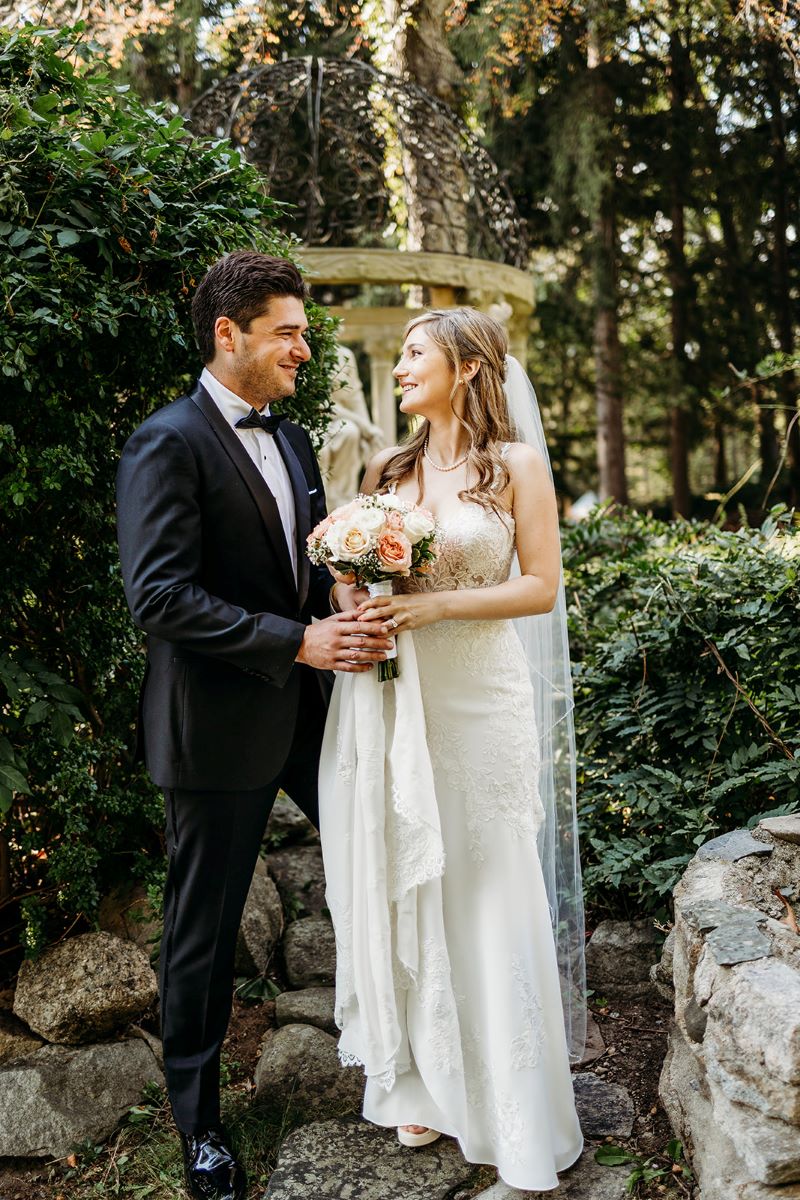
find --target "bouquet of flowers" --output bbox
[306,493,439,681]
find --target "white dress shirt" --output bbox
[200,367,297,582]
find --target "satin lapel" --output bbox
[275,429,311,611]
[190,385,297,598]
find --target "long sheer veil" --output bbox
[504,354,587,1063]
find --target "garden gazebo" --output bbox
[187,57,533,443]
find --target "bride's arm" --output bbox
[357,443,561,630]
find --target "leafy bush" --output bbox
[0,25,337,957]
[565,506,800,920]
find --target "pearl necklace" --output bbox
[423,438,470,472]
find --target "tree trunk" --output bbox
[384,0,464,108]
[714,416,727,493]
[667,17,693,517]
[588,14,628,505]
[383,0,470,261]
[686,57,779,488]
[762,41,800,503]
[175,0,203,110]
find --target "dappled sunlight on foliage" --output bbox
[565,505,800,919]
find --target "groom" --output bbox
[116,251,389,1200]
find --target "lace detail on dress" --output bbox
[386,781,446,902]
[424,701,541,862]
[400,500,516,596]
[397,500,545,861]
[510,955,545,1069]
[336,722,354,783]
[461,1019,526,1166]
[415,937,462,1075]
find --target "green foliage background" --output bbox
[565,507,800,919]
[0,25,337,955]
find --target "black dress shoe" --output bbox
[179,1128,247,1200]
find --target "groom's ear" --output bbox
[213,315,237,356]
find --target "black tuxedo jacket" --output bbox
[116,381,333,791]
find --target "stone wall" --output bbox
[658,816,800,1200]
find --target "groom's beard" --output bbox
[235,348,298,410]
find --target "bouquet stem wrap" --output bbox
[368,580,399,682]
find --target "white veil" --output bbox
[504,354,587,1063]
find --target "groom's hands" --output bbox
[296,612,394,672]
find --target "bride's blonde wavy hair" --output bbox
[376,307,514,514]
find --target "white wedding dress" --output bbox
[318,495,584,1192]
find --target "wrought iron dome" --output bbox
[186,57,528,269]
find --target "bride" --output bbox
[319,308,586,1194]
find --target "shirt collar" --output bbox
[200,367,271,428]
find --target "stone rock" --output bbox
[501,1150,631,1199]
[266,793,318,847]
[235,866,284,977]
[571,1072,635,1139]
[661,832,800,1200]
[650,927,675,1003]
[705,913,772,966]
[266,1119,631,1200]
[585,920,659,999]
[757,814,800,845]
[713,1087,800,1185]
[254,1024,363,1117]
[703,958,800,1125]
[682,899,753,932]
[266,845,327,918]
[695,829,773,862]
[98,883,160,953]
[265,1116,483,1200]
[683,997,708,1044]
[741,1185,800,1200]
[283,916,336,988]
[0,1010,44,1064]
[659,1023,745,1200]
[14,931,158,1044]
[578,1012,605,1065]
[0,1038,164,1157]
[275,987,337,1036]
[0,986,14,1011]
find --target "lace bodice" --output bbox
[399,500,516,594]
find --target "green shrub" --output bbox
[565,506,800,920]
[0,25,337,956]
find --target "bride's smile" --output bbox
[394,327,468,419]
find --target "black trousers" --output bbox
[158,676,325,1134]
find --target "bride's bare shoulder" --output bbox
[361,444,404,492]
[502,440,548,476]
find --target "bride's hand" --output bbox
[331,580,369,614]
[356,591,443,632]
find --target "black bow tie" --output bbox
[235,408,287,435]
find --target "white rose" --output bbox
[403,508,436,544]
[357,505,387,536]
[325,519,373,562]
[380,494,405,510]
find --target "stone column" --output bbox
[429,285,457,308]
[364,338,399,446]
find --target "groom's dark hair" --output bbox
[192,251,308,363]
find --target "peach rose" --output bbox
[377,530,412,574]
[308,514,334,543]
[386,509,405,531]
[326,519,373,561]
